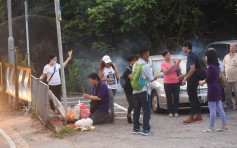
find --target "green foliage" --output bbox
[56,126,77,139]
[66,58,99,94]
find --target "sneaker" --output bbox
[127,116,133,124]
[142,130,155,136]
[133,129,143,135]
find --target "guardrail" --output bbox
[0,62,3,92]
[17,66,31,102]
[5,64,15,97]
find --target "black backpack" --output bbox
[195,54,207,81]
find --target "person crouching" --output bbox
[83,73,111,125]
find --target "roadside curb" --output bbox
[0,128,16,148]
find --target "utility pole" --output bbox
[7,0,16,107]
[25,0,31,110]
[25,0,30,67]
[54,0,68,117]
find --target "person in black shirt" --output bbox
[123,55,138,124]
[179,40,203,124]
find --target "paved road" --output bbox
[0,129,12,148]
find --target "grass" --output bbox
[56,126,77,139]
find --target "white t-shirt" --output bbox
[103,66,117,89]
[43,63,61,86]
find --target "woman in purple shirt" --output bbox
[199,49,227,133]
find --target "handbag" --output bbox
[46,66,56,85]
[219,72,228,88]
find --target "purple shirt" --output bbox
[206,65,222,102]
[92,80,110,112]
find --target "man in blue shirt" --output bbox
[83,73,111,125]
[179,41,203,124]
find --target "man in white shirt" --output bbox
[132,49,157,136]
[223,43,237,110]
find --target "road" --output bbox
[1,93,237,148]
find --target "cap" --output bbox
[102,55,112,63]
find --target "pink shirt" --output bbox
[160,61,179,84]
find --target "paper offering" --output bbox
[154,72,160,77]
[68,50,73,57]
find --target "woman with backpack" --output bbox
[160,50,181,118]
[37,54,71,111]
[199,49,227,133]
[99,55,120,123]
[122,55,138,124]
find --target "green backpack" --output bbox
[131,62,147,90]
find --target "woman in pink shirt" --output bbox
[160,50,181,118]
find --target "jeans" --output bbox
[49,85,61,111]
[208,100,226,127]
[133,91,151,131]
[164,83,180,114]
[187,81,201,116]
[226,81,237,107]
[125,93,134,114]
[109,89,116,113]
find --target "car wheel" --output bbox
[151,91,160,113]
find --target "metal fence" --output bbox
[31,76,49,125]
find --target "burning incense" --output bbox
[82,85,85,94]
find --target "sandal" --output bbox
[216,128,228,132]
[203,128,215,133]
[174,113,179,117]
[168,114,173,118]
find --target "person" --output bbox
[83,73,111,125]
[132,48,157,136]
[99,55,120,123]
[208,48,226,117]
[179,40,202,124]
[223,43,237,110]
[37,55,71,111]
[123,55,138,124]
[160,50,181,118]
[199,49,227,133]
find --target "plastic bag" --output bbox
[80,104,90,119]
[72,104,81,120]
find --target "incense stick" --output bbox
[82,85,85,94]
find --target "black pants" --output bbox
[133,91,151,131]
[125,93,134,114]
[49,85,61,111]
[187,81,201,116]
[90,110,111,125]
[164,83,180,114]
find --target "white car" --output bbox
[149,55,208,113]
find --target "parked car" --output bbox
[149,55,208,113]
[205,40,237,60]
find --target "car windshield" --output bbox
[152,59,187,78]
[207,44,230,60]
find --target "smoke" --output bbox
[173,40,206,58]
